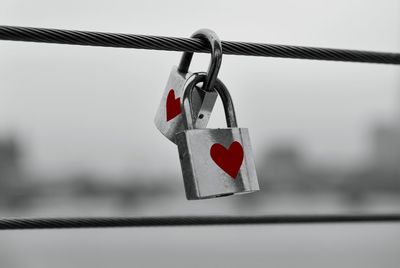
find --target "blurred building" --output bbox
[260,144,305,192]
[0,135,33,209]
[371,121,400,171]
[0,135,23,188]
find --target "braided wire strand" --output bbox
[1,26,400,230]
[1,25,400,64]
[1,215,400,230]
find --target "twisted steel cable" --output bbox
[1,26,400,230]
[1,25,400,64]
[1,214,400,230]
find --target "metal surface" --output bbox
[155,29,224,143]
[178,29,222,93]
[182,74,237,130]
[1,26,399,64]
[154,69,217,143]
[176,74,259,200]
[1,214,400,230]
[177,128,259,199]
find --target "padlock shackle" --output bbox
[178,29,222,93]
[182,74,237,130]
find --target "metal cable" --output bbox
[1,26,400,230]
[1,25,400,64]
[1,214,400,230]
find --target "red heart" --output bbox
[210,141,244,179]
[166,89,181,121]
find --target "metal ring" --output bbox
[178,29,222,93]
[182,74,237,130]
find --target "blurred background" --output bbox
[0,0,400,267]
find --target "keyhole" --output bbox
[198,114,204,119]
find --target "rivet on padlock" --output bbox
[154,29,221,143]
[176,74,260,200]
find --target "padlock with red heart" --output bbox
[176,73,259,200]
[154,29,221,144]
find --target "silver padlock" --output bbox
[176,73,260,200]
[154,29,221,143]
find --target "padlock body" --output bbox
[154,67,218,144]
[176,128,259,200]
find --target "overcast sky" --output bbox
[0,0,399,178]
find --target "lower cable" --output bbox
[0,214,399,230]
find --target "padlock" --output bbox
[176,73,260,200]
[154,29,221,143]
